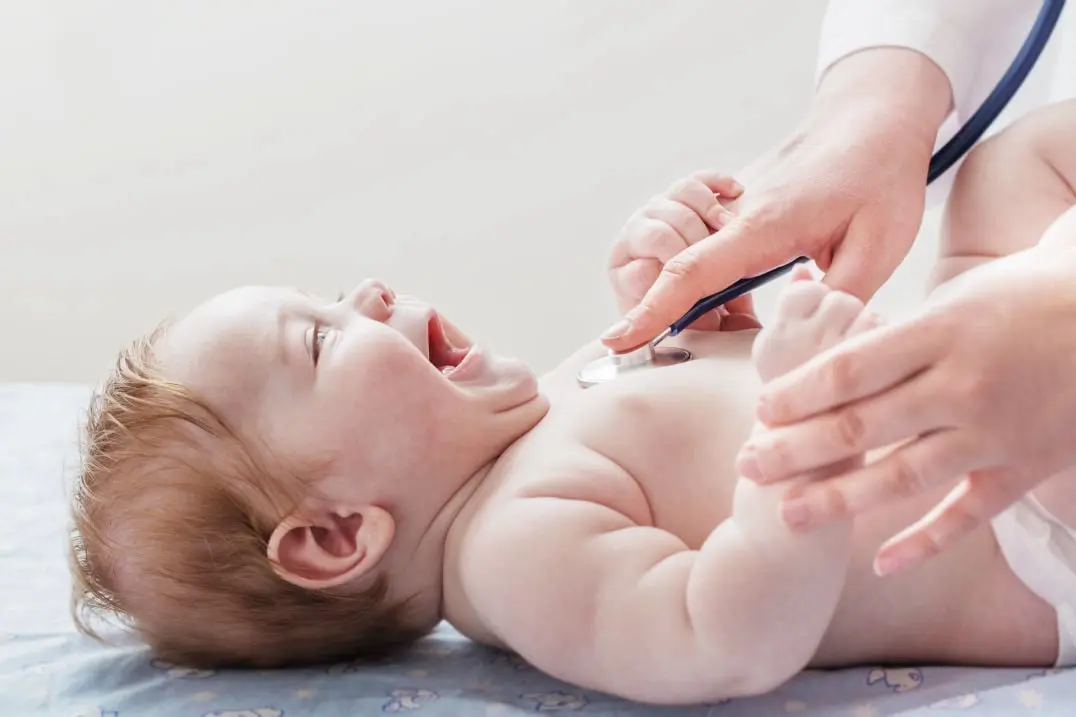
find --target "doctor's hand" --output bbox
[736,237,1076,576]
[608,170,762,333]
[601,48,952,351]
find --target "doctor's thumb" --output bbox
[819,234,893,305]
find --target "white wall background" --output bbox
[0,1,1072,383]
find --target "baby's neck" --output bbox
[392,459,501,621]
[413,396,552,573]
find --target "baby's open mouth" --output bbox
[427,315,471,374]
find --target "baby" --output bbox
[70,99,1076,705]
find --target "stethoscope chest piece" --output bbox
[576,339,692,388]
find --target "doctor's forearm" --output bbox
[810,47,953,150]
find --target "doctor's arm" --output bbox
[601,0,1043,353]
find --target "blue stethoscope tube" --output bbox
[666,0,1066,338]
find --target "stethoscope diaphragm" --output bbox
[576,328,692,388]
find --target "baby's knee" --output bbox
[1005,99,1076,183]
[940,100,1076,273]
[955,99,1076,199]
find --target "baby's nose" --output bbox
[347,279,395,318]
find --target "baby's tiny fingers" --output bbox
[691,169,745,198]
[666,176,735,232]
[610,259,662,309]
[624,217,686,264]
[643,197,710,246]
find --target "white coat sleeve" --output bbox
[816,0,1043,124]
[815,0,1048,203]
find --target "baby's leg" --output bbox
[731,271,881,673]
[934,98,1076,290]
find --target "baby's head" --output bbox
[69,280,546,668]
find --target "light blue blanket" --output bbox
[2,383,1072,716]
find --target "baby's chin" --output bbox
[443,350,542,425]
[472,352,541,409]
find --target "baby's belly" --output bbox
[813,482,1059,668]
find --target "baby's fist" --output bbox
[608,171,743,320]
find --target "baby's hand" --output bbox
[608,171,747,332]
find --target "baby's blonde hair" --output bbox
[69,324,422,668]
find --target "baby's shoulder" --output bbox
[443,428,648,647]
[492,413,650,520]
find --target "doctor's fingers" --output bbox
[873,465,1039,575]
[776,429,990,532]
[756,315,948,426]
[610,260,727,331]
[738,370,954,484]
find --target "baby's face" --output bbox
[155,280,540,510]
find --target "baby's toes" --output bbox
[774,280,830,325]
[752,280,833,381]
[846,308,885,338]
[812,290,866,350]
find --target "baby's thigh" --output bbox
[935,99,1076,287]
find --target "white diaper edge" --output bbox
[990,496,1076,668]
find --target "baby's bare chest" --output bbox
[504,354,762,548]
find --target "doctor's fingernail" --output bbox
[873,555,912,577]
[730,180,744,194]
[781,500,813,529]
[714,209,735,228]
[601,318,631,341]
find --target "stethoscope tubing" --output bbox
[662,0,1066,342]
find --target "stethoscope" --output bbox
[578,0,1067,389]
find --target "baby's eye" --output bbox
[312,326,328,364]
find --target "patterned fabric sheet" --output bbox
[2,383,1073,716]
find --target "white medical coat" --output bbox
[816,0,1075,205]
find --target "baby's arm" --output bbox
[464,453,858,706]
[463,279,875,705]
[463,493,830,704]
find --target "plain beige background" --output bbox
[1,1,1072,383]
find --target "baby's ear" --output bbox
[267,505,395,589]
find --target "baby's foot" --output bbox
[752,268,882,383]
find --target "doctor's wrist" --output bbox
[809,47,952,151]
